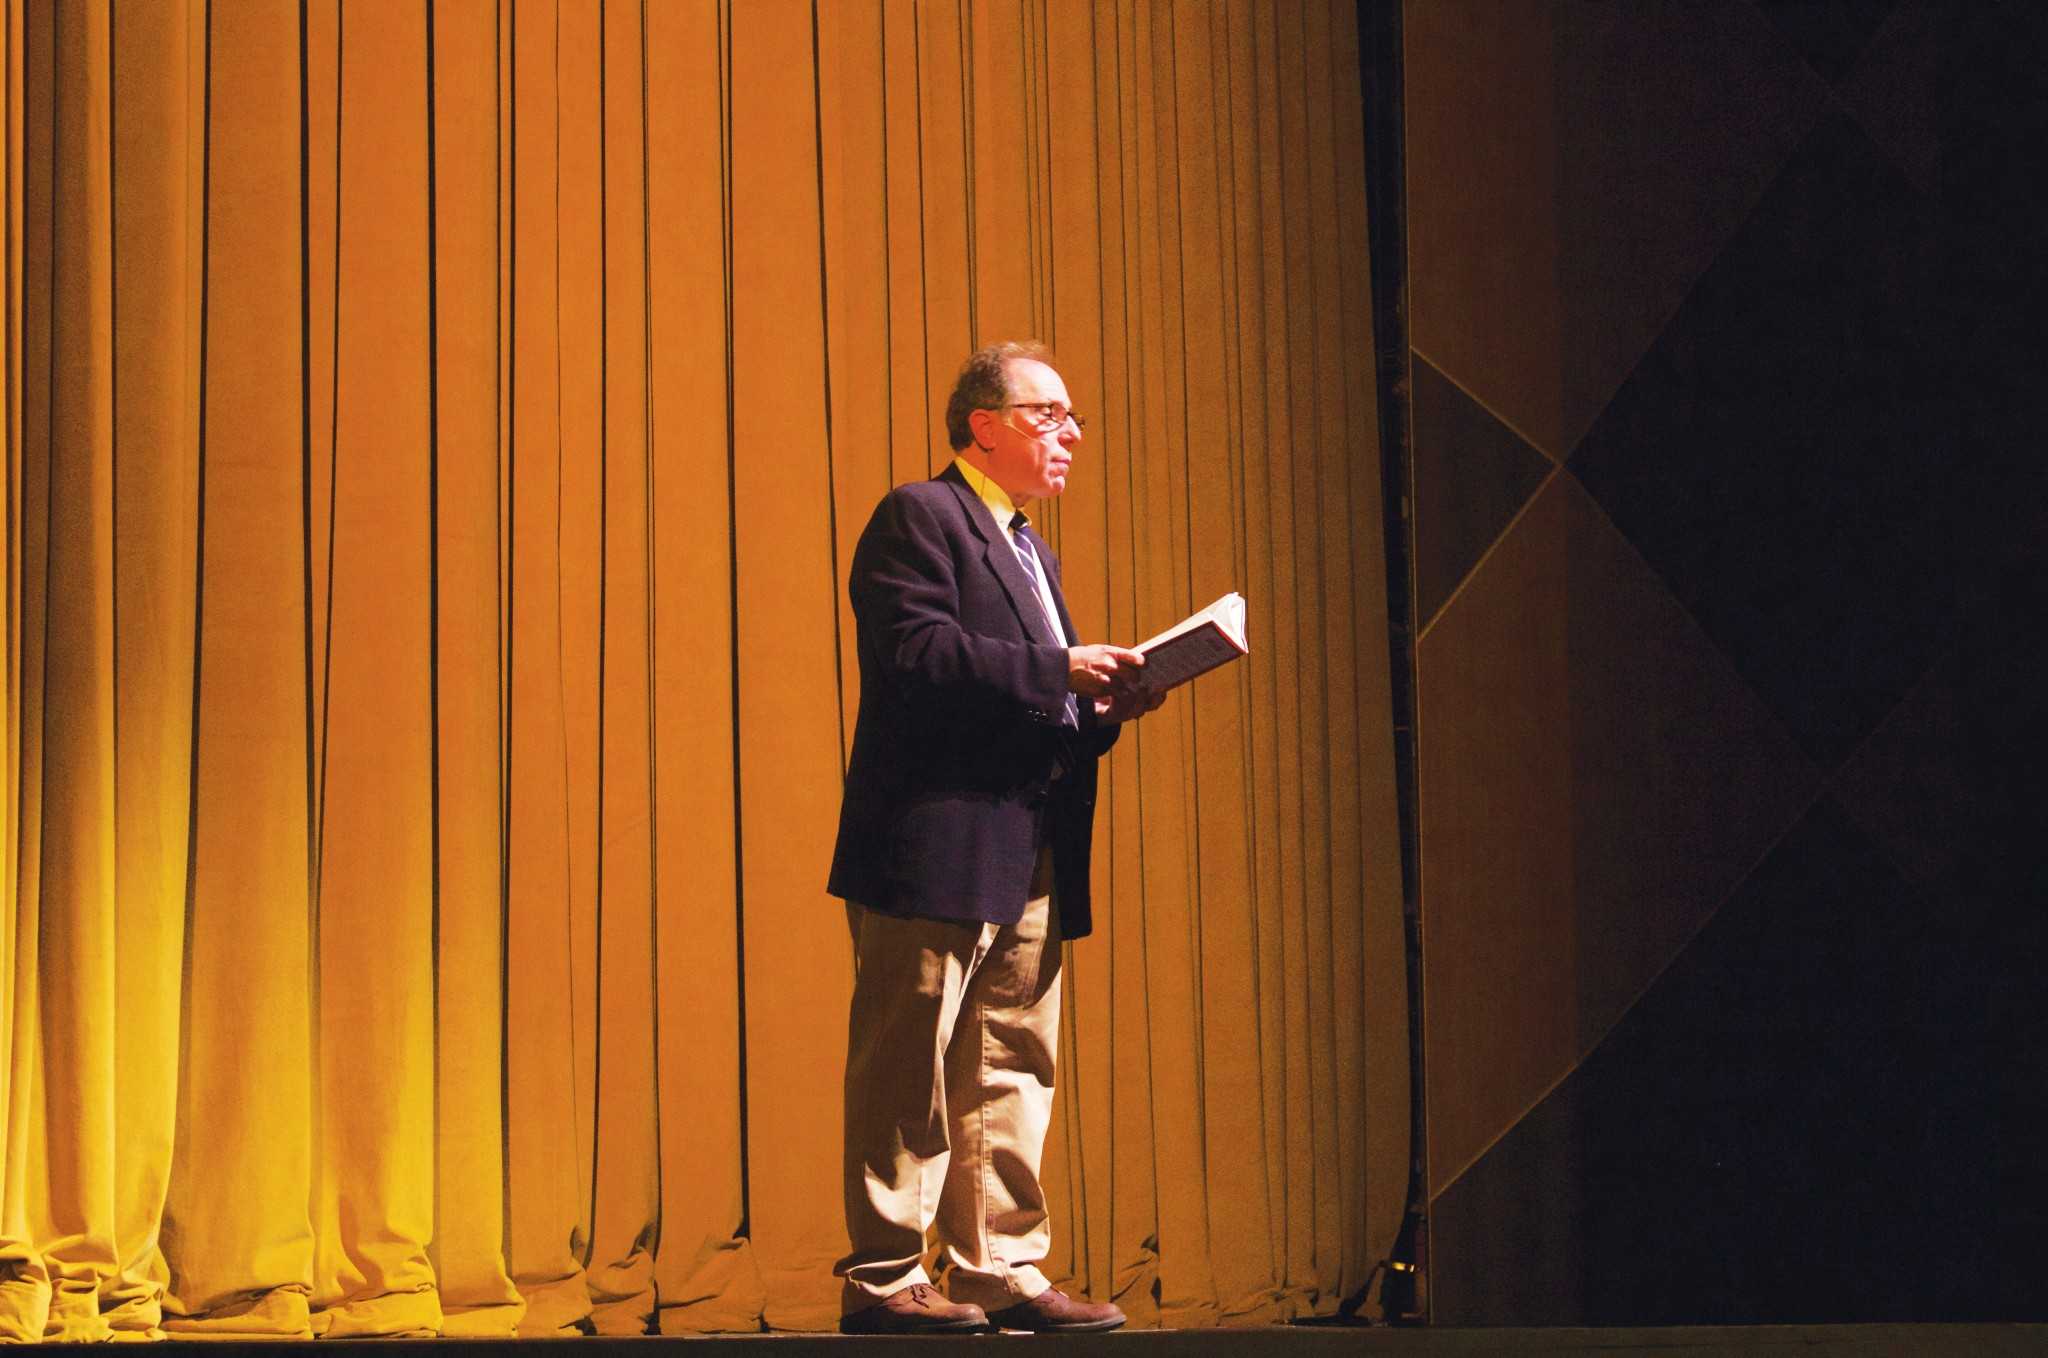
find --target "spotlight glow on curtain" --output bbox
[2,0,1404,1339]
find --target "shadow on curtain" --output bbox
[1,0,1403,1340]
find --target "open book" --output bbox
[1133,592,1248,693]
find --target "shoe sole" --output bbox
[992,1320,1128,1334]
[838,1319,994,1336]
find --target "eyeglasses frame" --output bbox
[997,401,1087,434]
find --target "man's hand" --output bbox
[1095,686,1169,723]
[1067,644,1146,697]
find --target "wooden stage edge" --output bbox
[156,1324,2048,1357]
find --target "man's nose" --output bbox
[1058,420,1082,446]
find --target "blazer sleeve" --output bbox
[1030,523,1121,759]
[851,487,1072,720]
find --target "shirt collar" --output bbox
[952,455,1027,536]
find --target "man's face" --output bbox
[978,358,1082,503]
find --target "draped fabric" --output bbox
[1,0,1403,1340]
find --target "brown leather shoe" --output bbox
[839,1283,991,1335]
[985,1287,1127,1333]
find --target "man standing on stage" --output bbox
[828,342,1162,1335]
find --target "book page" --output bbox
[1140,625,1245,691]
[1135,592,1248,692]
[1137,591,1247,652]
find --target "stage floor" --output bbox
[161,1324,2048,1357]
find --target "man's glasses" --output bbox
[1000,402,1087,434]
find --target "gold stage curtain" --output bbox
[1,0,1404,1339]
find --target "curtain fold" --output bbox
[2,0,1402,1339]
[425,0,526,1336]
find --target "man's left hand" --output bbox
[1095,686,1169,723]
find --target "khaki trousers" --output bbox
[837,850,1062,1313]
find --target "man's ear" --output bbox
[966,406,1000,450]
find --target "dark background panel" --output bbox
[1750,0,1901,83]
[1417,477,1817,1201]
[1405,0,1824,459]
[1409,0,2048,1324]
[1434,798,2045,1323]
[1568,109,1950,771]
[1409,353,1553,628]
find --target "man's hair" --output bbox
[944,340,1053,451]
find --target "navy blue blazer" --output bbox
[827,464,1118,939]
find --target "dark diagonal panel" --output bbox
[1944,7,2048,611]
[1570,111,1948,771]
[1835,547,2048,900]
[1411,352,1553,629]
[1751,0,1900,84]
[1950,266,2048,619]
[1836,0,1939,198]
[1941,6,2048,293]
[1419,477,1819,1197]
[1433,796,2048,1324]
[1407,0,1825,459]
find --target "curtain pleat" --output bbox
[0,0,48,1341]
[307,0,441,1337]
[500,0,587,1334]
[426,0,525,1338]
[583,3,661,1338]
[160,0,314,1337]
[2,0,1403,1339]
[27,0,116,1341]
[640,0,760,1337]
[728,0,849,1330]
[106,0,196,1340]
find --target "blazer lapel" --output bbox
[937,466,1058,646]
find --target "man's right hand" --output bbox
[1067,644,1146,697]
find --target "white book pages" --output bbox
[1135,592,1248,691]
